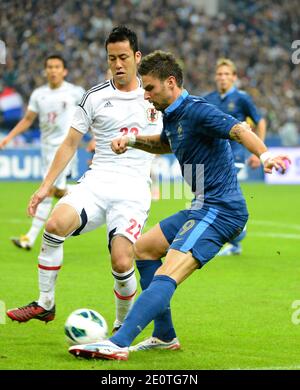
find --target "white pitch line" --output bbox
[251,220,300,231]
[248,232,300,240]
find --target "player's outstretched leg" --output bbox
[131,259,180,351]
[69,275,177,361]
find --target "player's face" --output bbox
[215,65,237,93]
[107,41,141,90]
[45,59,67,88]
[142,74,172,111]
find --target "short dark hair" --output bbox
[139,50,183,87]
[44,54,67,68]
[105,25,139,53]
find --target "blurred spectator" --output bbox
[0,0,299,134]
[279,119,299,146]
[0,82,24,129]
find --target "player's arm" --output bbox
[111,133,171,155]
[28,127,83,216]
[229,122,290,174]
[247,118,267,168]
[0,110,37,149]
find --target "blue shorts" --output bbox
[159,206,248,266]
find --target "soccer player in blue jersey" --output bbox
[204,58,266,255]
[69,50,290,361]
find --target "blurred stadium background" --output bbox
[1,0,300,371]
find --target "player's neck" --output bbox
[218,85,234,95]
[113,77,139,92]
[48,80,64,89]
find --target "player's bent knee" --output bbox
[111,257,133,274]
[45,217,68,237]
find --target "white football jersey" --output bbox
[72,79,163,179]
[28,81,85,146]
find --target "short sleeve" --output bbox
[75,87,85,104]
[27,90,39,113]
[190,100,239,139]
[71,94,93,134]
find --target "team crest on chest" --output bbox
[146,107,158,123]
[177,123,184,139]
[228,101,235,111]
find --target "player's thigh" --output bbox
[55,179,106,237]
[159,209,190,245]
[134,209,190,260]
[134,223,170,260]
[170,207,247,266]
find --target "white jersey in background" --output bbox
[28,81,85,146]
[72,79,162,180]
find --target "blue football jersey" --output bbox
[161,90,248,215]
[204,87,262,164]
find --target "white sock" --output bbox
[37,231,65,310]
[112,267,137,326]
[26,197,53,246]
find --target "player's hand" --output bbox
[111,136,128,154]
[27,186,50,217]
[248,154,261,169]
[264,155,291,174]
[0,136,10,149]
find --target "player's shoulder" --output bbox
[235,89,252,100]
[186,95,213,108]
[79,80,112,107]
[31,83,49,95]
[203,90,217,99]
[63,81,85,93]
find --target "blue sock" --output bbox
[230,228,246,247]
[110,275,177,347]
[136,260,177,341]
[136,260,162,290]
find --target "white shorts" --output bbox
[41,144,76,190]
[55,169,151,246]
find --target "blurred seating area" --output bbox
[0,0,299,139]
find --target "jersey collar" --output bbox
[165,89,189,114]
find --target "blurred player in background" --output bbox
[6,26,162,333]
[68,50,289,360]
[204,58,266,256]
[0,55,84,250]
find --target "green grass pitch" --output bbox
[0,181,300,370]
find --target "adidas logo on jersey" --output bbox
[104,101,113,107]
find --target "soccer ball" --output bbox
[64,308,108,345]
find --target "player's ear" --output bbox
[167,76,176,88]
[63,68,68,77]
[135,51,142,65]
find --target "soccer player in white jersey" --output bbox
[0,55,84,250]
[6,26,162,332]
